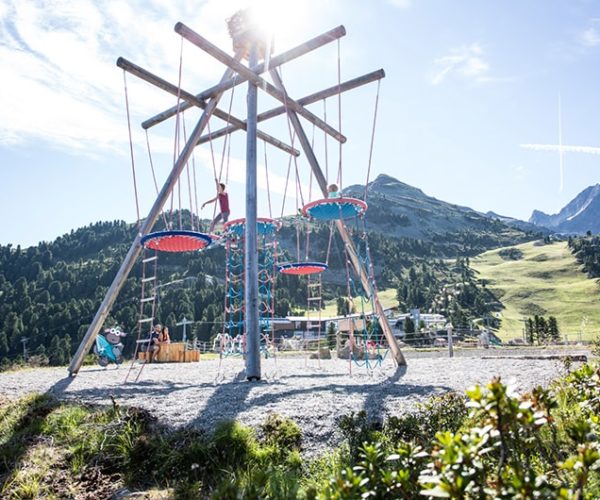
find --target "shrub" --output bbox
[384,392,468,447]
[210,420,258,470]
[337,410,383,462]
[259,413,302,455]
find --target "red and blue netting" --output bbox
[224,217,281,236]
[302,197,367,220]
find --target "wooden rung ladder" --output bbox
[125,248,158,383]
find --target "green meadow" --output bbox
[471,240,600,341]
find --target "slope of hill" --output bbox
[344,174,540,248]
[529,184,600,234]
[471,240,600,340]
[486,211,549,233]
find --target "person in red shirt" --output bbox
[202,179,230,232]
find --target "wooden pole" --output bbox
[269,69,407,367]
[175,23,346,143]
[143,25,346,130]
[197,69,385,146]
[117,57,299,157]
[245,43,261,381]
[67,50,245,376]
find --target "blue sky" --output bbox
[1,0,600,247]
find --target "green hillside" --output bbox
[471,240,600,341]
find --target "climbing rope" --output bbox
[364,79,381,203]
[122,70,141,225]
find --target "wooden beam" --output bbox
[197,69,385,146]
[269,69,407,367]
[68,50,246,377]
[143,25,346,130]
[118,57,299,157]
[176,22,346,143]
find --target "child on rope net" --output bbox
[202,179,230,233]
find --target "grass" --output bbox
[1,363,599,498]
[471,240,600,341]
[305,287,398,318]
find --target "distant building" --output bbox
[393,312,447,332]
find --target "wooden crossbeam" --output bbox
[196,69,385,146]
[118,57,299,157]
[142,25,346,130]
[176,22,346,143]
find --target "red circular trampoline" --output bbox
[140,230,212,252]
[278,262,328,275]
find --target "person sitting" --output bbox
[148,323,162,362]
[327,183,341,198]
[159,325,171,344]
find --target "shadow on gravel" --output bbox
[189,364,450,428]
[47,375,76,396]
[48,379,219,404]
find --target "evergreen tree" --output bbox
[525,318,535,344]
[548,316,560,342]
[48,335,65,366]
[62,335,72,359]
[0,331,9,356]
[326,322,337,350]
[538,316,548,343]
[403,316,416,345]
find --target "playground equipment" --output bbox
[68,9,406,379]
[94,327,128,367]
[219,217,279,355]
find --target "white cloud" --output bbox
[0,0,308,156]
[431,43,491,85]
[0,0,337,162]
[579,27,600,47]
[520,144,600,155]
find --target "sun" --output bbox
[244,0,308,48]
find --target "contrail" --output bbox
[520,144,600,155]
[558,94,563,191]
[520,95,600,193]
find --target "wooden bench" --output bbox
[137,342,200,363]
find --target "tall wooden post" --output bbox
[245,42,261,381]
[270,69,406,367]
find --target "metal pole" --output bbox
[21,337,28,362]
[447,323,454,358]
[67,51,245,376]
[245,42,261,381]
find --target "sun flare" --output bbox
[244,0,308,47]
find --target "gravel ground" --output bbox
[0,350,589,454]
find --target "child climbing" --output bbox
[202,179,230,232]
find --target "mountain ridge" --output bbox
[529,184,600,234]
[342,174,541,242]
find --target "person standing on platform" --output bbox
[203,179,230,233]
